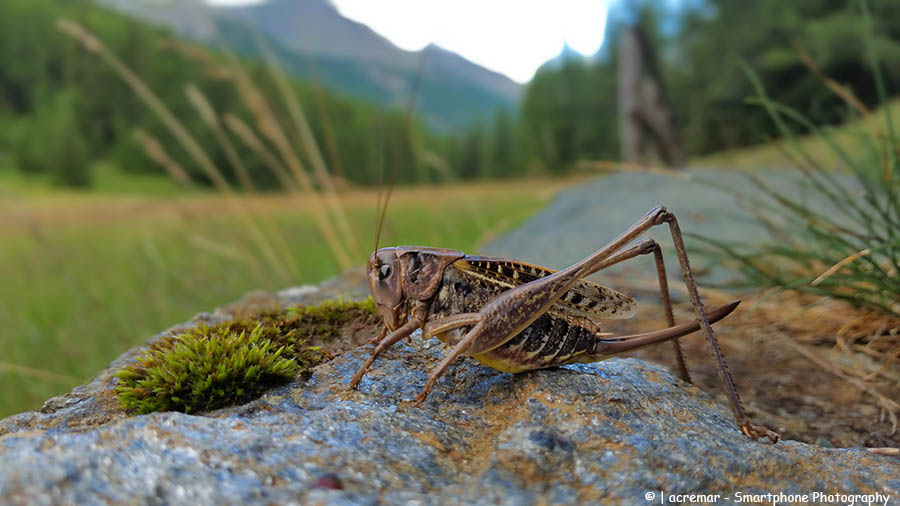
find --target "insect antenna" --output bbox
[374,118,390,252]
[373,48,429,253]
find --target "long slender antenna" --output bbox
[373,47,429,252]
[374,116,388,252]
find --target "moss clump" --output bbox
[115,297,377,414]
[280,297,377,341]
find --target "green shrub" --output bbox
[14,90,91,187]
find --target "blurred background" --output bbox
[2,0,900,425]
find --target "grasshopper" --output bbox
[349,205,779,443]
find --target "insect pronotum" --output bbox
[349,203,779,443]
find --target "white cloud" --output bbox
[331,0,608,83]
[207,0,609,83]
[207,0,265,5]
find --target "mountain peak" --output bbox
[558,42,587,60]
[534,42,591,74]
[94,0,522,130]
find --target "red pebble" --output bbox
[309,474,343,490]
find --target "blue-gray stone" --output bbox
[1,274,897,505]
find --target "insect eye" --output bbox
[378,264,392,281]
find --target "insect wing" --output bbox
[454,257,637,320]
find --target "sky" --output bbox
[206,0,609,83]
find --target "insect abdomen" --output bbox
[472,313,600,372]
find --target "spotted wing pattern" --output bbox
[455,257,637,320]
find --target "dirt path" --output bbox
[482,168,858,286]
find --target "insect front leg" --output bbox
[350,302,428,389]
[414,320,487,407]
[367,326,388,345]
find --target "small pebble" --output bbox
[309,473,343,490]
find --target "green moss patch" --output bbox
[115,297,377,414]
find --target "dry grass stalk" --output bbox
[185,84,301,278]
[811,248,872,286]
[133,128,194,186]
[57,19,291,278]
[252,34,363,261]
[188,233,262,270]
[794,42,873,118]
[0,361,80,384]
[308,82,348,182]
[157,39,214,68]
[220,49,354,269]
[223,113,296,191]
[185,84,257,193]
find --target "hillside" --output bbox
[693,99,900,171]
[95,0,522,131]
[0,0,466,189]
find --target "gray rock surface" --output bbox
[2,270,898,505]
[1,172,897,505]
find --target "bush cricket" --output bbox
[348,204,779,443]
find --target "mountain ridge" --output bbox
[94,0,522,130]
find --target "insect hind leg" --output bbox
[584,207,775,441]
[581,238,689,383]
[655,209,779,443]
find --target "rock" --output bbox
[1,271,898,505]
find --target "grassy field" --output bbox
[6,91,894,419]
[0,174,578,418]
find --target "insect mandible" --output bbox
[349,205,780,443]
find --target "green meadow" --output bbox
[0,175,575,417]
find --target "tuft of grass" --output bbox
[697,1,900,322]
[694,1,900,426]
[114,298,376,414]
